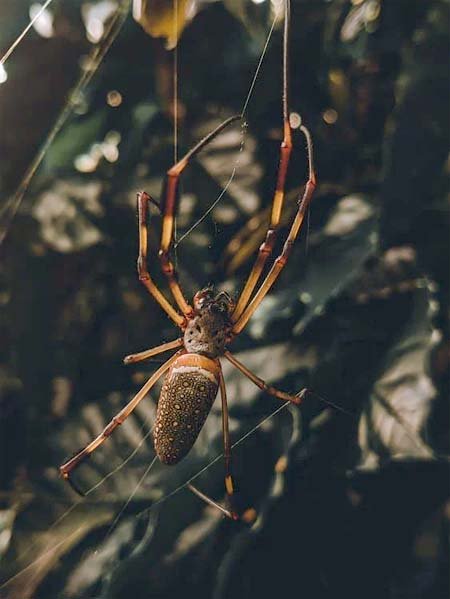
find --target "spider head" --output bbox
[186,287,234,357]
[193,286,235,315]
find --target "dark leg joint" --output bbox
[158,250,174,275]
[103,418,121,437]
[259,229,277,255]
[59,449,93,495]
[298,180,317,205]
[137,190,160,212]
[275,255,288,268]
[276,241,294,266]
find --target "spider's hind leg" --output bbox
[184,369,257,524]
[60,352,181,490]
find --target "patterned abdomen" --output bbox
[154,353,220,465]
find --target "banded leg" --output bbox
[137,191,185,328]
[232,0,292,322]
[159,115,242,316]
[219,368,239,519]
[60,351,181,492]
[232,125,316,335]
[224,350,308,406]
[186,370,239,520]
[123,338,183,365]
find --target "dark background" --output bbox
[0,1,449,598]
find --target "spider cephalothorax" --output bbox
[183,287,234,357]
[60,0,316,521]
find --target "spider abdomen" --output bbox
[154,353,220,465]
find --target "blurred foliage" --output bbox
[0,1,449,598]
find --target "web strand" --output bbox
[0,0,130,246]
[241,10,279,118]
[102,456,159,541]
[0,0,55,67]
[174,162,240,249]
[174,5,281,248]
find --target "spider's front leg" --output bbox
[232,125,316,335]
[231,119,293,323]
[157,115,242,321]
[157,169,194,319]
[230,0,317,335]
[136,191,186,328]
[231,2,294,324]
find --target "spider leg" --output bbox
[123,337,183,364]
[231,126,292,323]
[232,0,293,323]
[185,369,246,522]
[158,115,242,316]
[219,367,239,519]
[187,483,237,520]
[60,351,182,492]
[224,350,308,406]
[232,125,316,335]
[137,191,186,328]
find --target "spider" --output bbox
[60,0,316,521]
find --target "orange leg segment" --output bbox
[232,125,316,335]
[60,351,181,492]
[232,120,292,323]
[137,191,186,328]
[232,1,293,323]
[123,338,184,365]
[158,115,242,319]
[219,368,239,519]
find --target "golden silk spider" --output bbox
[60,0,316,522]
